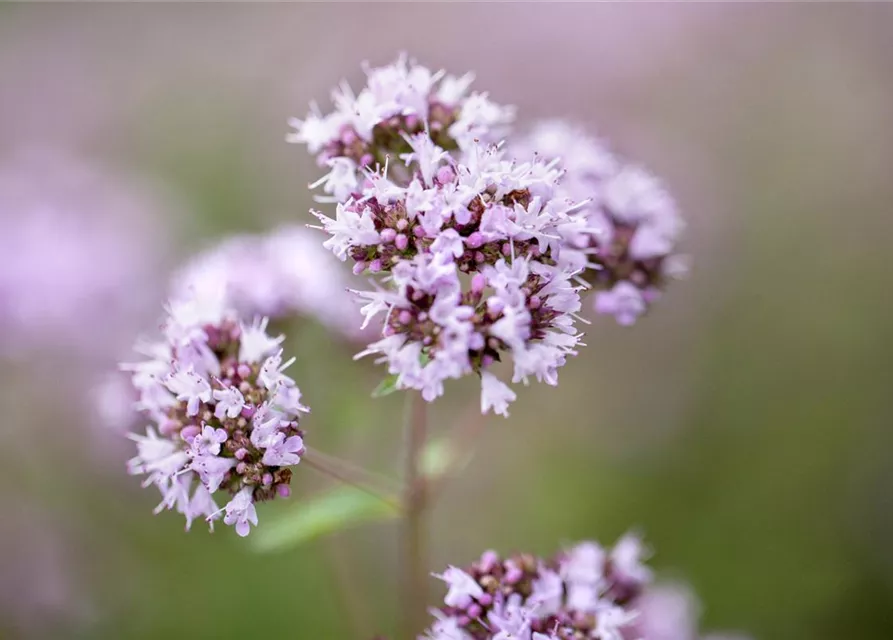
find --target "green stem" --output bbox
[402,391,429,639]
[302,448,401,511]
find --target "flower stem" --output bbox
[303,448,401,511]
[305,446,403,494]
[402,391,428,639]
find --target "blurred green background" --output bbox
[1,4,892,639]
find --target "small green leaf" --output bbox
[371,374,400,398]
[251,486,399,553]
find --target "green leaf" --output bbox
[251,486,399,553]
[371,374,400,398]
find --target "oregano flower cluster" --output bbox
[416,536,747,640]
[290,56,685,416]
[124,285,308,536]
[291,57,599,416]
[422,535,651,640]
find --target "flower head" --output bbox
[288,54,515,199]
[511,120,686,325]
[421,536,650,640]
[123,297,308,536]
[311,136,591,416]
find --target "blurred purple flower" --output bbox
[624,583,753,640]
[0,148,170,361]
[171,224,373,344]
[511,120,687,326]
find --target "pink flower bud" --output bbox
[436,165,456,184]
[465,232,484,249]
[471,273,487,294]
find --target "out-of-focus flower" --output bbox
[123,295,308,536]
[288,54,515,197]
[0,148,169,360]
[624,583,753,640]
[511,120,686,325]
[171,224,371,343]
[625,582,699,640]
[421,536,651,640]
[312,134,591,416]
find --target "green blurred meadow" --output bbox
[1,4,892,639]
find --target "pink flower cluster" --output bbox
[123,286,308,536]
[511,120,687,326]
[291,57,595,416]
[421,536,750,640]
[423,534,652,640]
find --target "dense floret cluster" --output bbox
[124,285,308,536]
[422,535,651,640]
[291,58,601,416]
